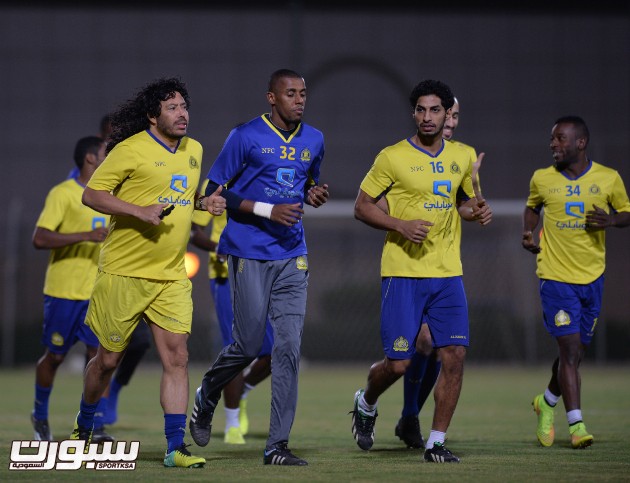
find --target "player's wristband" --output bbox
[195,196,206,210]
[253,202,273,219]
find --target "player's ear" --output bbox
[147,113,158,127]
[267,91,275,106]
[577,137,586,150]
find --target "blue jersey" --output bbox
[207,115,325,260]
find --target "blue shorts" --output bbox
[41,296,99,354]
[539,276,603,345]
[210,278,274,356]
[381,276,469,359]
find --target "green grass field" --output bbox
[1,364,629,482]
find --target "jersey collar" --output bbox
[261,115,301,143]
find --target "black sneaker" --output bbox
[91,426,115,443]
[395,415,424,449]
[423,442,460,463]
[70,412,92,442]
[263,443,308,466]
[189,387,215,447]
[31,412,52,441]
[350,389,377,451]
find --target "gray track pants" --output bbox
[199,255,308,449]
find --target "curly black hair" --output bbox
[409,80,455,111]
[107,77,190,153]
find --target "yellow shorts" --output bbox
[85,271,193,352]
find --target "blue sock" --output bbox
[103,378,122,425]
[34,384,52,420]
[402,352,429,417]
[164,414,186,453]
[418,358,441,411]
[77,396,98,430]
[93,397,108,430]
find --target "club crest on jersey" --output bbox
[450,161,461,174]
[554,310,571,327]
[393,336,409,352]
[51,332,64,347]
[589,184,601,195]
[109,332,122,343]
[189,156,199,169]
[299,148,311,162]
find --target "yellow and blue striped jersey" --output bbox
[360,137,474,278]
[36,178,109,299]
[526,161,630,284]
[87,130,202,280]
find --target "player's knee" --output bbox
[167,347,189,369]
[384,358,410,377]
[46,351,66,367]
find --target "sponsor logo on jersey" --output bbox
[424,200,453,211]
[263,187,302,199]
[556,220,586,230]
[276,168,295,187]
[554,310,571,327]
[261,147,275,154]
[392,336,409,352]
[433,180,452,198]
[238,258,245,273]
[170,175,188,194]
[92,217,107,230]
[159,175,192,206]
[158,196,191,206]
[51,332,64,346]
[565,201,584,218]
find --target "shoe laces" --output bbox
[352,409,377,432]
[176,444,192,456]
[194,400,214,425]
[433,442,452,454]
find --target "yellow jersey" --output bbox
[526,161,630,283]
[87,130,202,280]
[360,138,474,277]
[36,178,109,299]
